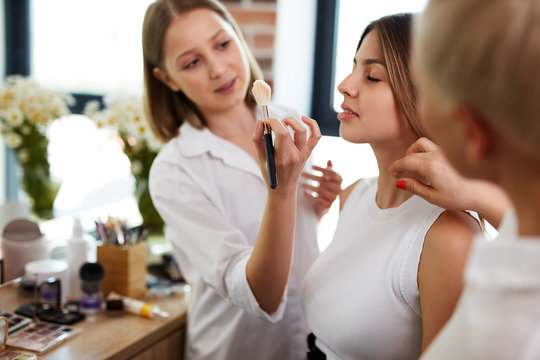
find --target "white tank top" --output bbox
[301,177,445,360]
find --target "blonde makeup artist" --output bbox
[142,1,341,359]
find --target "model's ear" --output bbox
[452,105,494,167]
[152,67,181,92]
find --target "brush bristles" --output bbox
[251,80,272,107]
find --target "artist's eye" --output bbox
[217,39,230,50]
[367,75,380,83]
[183,58,199,70]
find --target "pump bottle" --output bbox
[66,217,91,300]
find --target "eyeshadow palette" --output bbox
[5,321,80,354]
[0,349,37,360]
[0,312,32,335]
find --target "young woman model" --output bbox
[294,13,480,359]
[142,1,340,359]
[410,0,540,357]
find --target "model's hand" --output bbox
[252,116,321,194]
[389,137,511,227]
[302,160,342,219]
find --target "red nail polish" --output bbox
[396,180,406,190]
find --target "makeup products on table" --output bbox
[251,80,277,189]
[107,292,169,320]
[0,312,32,336]
[5,320,80,354]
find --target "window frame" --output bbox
[310,0,340,136]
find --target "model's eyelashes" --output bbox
[367,75,380,82]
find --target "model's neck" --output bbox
[372,141,414,209]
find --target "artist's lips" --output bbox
[215,78,236,94]
[337,103,358,121]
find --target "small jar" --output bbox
[79,263,104,314]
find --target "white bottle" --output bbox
[66,217,90,301]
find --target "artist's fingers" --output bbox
[395,177,439,205]
[389,154,432,185]
[282,116,307,151]
[265,116,289,138]
[251,120,267,163]
[302,182,339,201]
[405,137,439,156]
[301,115,321,152]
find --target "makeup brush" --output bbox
[251,80,277,189]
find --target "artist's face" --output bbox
[337,30,413,146]
[155,8,250,116]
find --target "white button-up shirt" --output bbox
[149,104,319,360]
[422,209,540,360]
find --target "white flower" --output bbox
[5,133,22,148]
[131,160,143,175]
[1,108,24,126]
[83,100,101,117]
[17,149,29,163]
[21,125,32,136]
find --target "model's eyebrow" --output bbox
[353,57,386,66]
[363,58,386,67]
[176,29,226,61]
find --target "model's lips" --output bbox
[337,103,358,121]
[215,78,236,94]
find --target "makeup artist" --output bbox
[142,1,341,359]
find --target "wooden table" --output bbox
[1,283,189,360]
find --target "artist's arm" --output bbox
[389,137,512,228]
[302,160,343,220]
[249,115,321,313]
[418,210,478,352]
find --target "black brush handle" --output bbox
[264,132,277,189]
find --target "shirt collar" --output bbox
[177,122,262,178]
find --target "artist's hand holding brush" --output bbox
[248,115,320,313]
[252,115,321,195]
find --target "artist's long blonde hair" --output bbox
[142,0,263,142]
[415,0,540,159]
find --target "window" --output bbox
[3,0,155,231]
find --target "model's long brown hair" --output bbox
[358,13,424,138]
[142,0,263,142]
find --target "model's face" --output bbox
[157,8,250,115]
[336,30,411,145]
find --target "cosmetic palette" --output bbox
[0,312,32,335]
[5,321,80,353]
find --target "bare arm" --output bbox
[418,210,478,352]
[390,137,512,228]
[248,115,321,313]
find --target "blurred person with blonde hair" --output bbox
[410,0,540,358]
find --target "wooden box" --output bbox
[97,241,147,299]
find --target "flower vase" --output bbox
[19,158,60,220]
[134,176,164,235]
[14,124,60,220]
